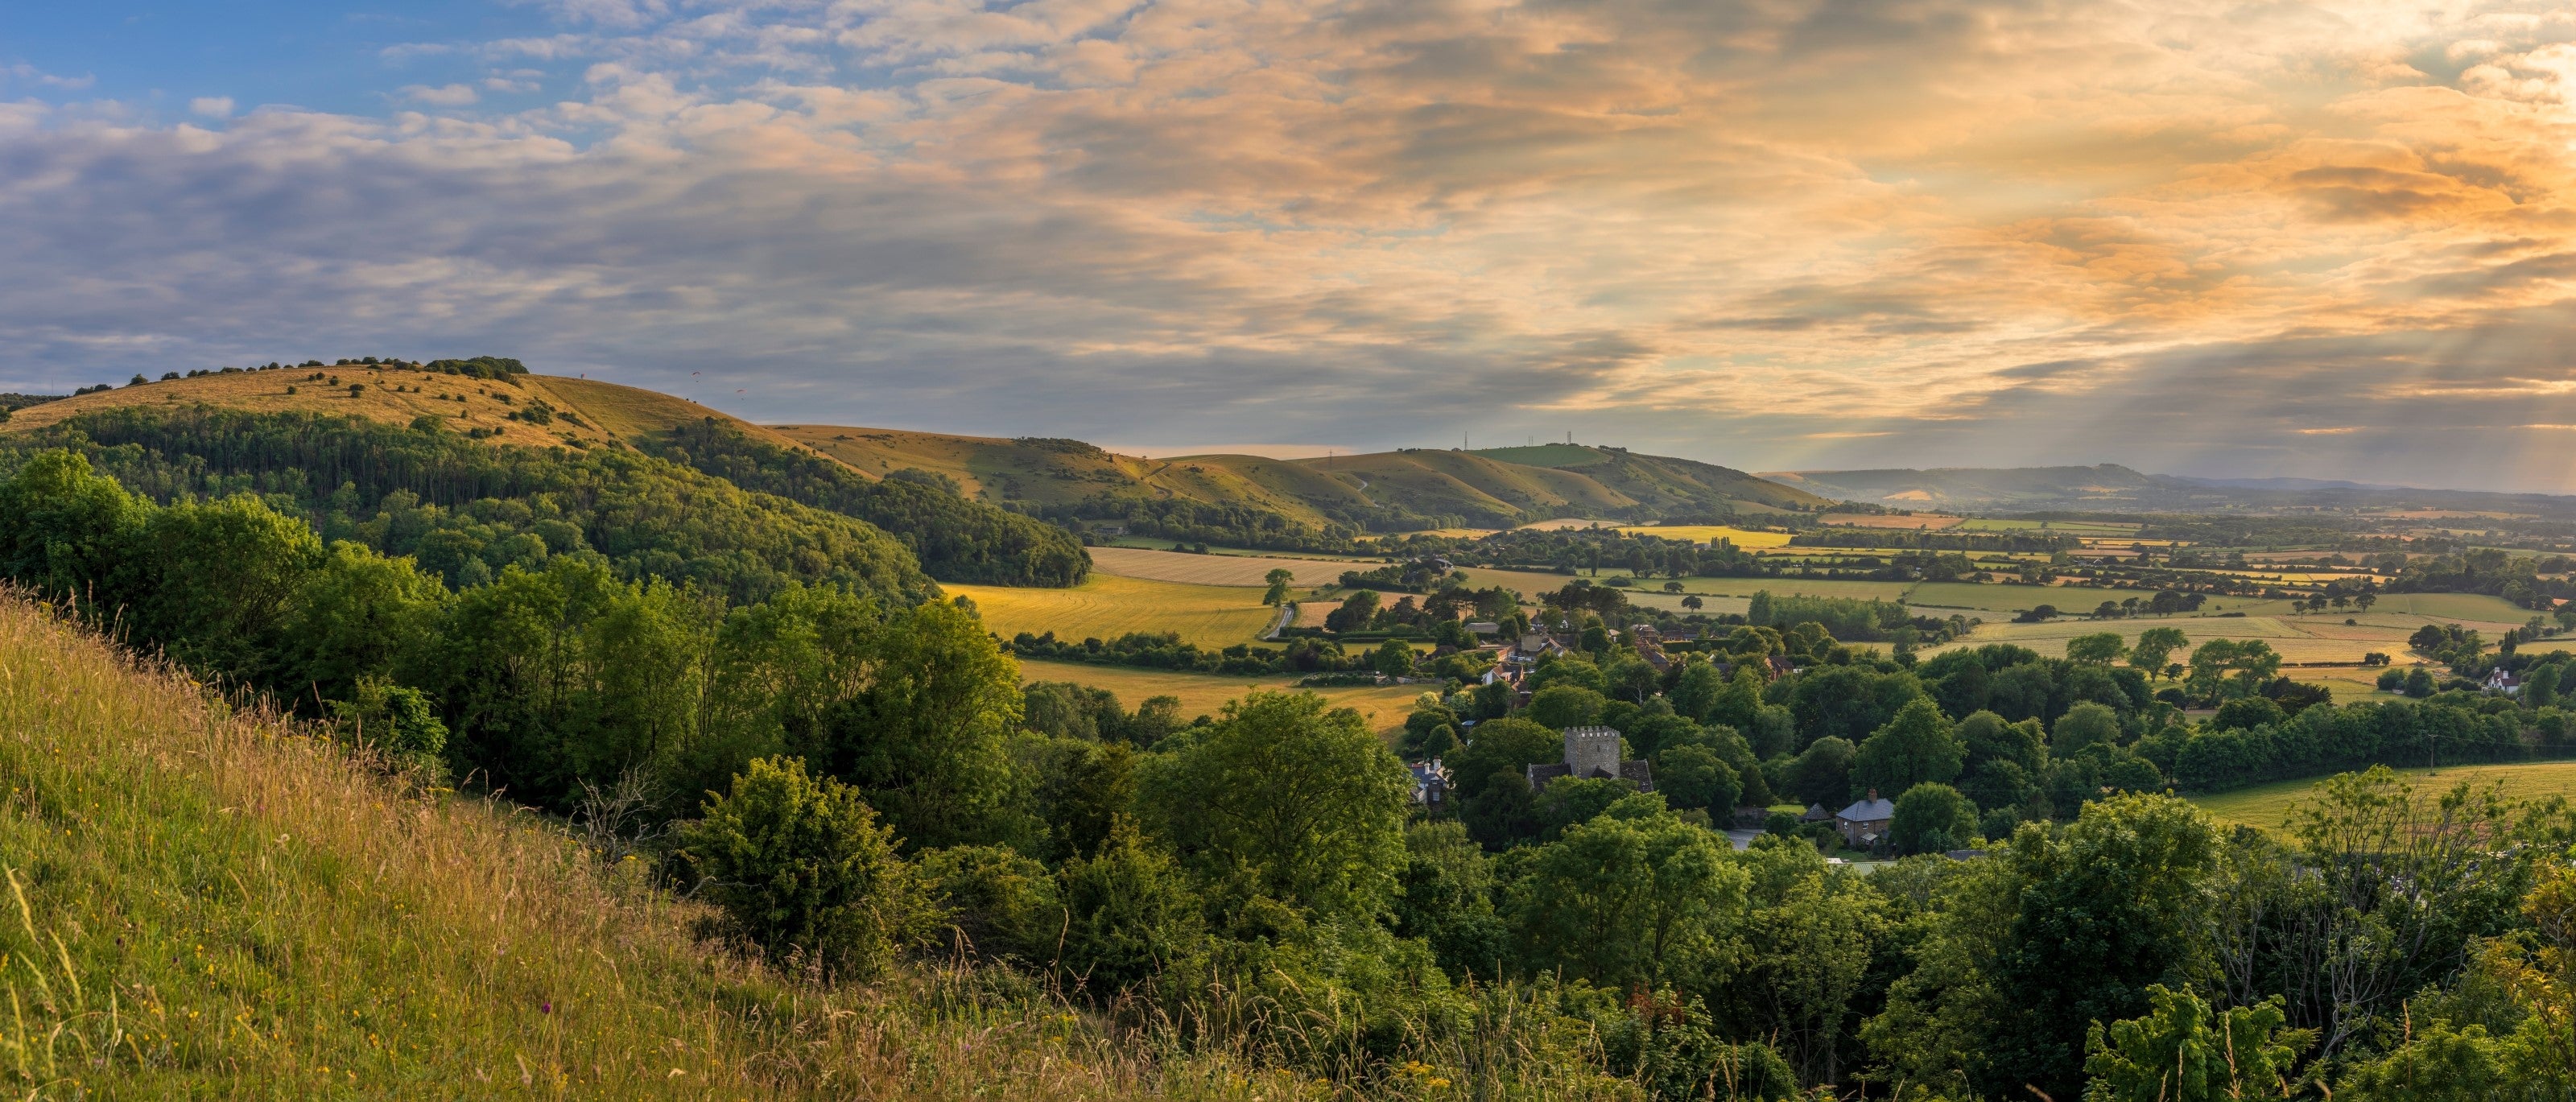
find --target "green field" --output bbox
[1905,581,2166,614]
[946,573,1279,649]
[2193,761,2576,832]
[1955,518,2140,534]
[1015,658,1426,735]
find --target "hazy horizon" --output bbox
[6,2,2576,491]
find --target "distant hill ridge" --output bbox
[778,428,1826,534]
[0,365,1090,587]
[1766,463,2576,516]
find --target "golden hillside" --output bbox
[2,367,811,456]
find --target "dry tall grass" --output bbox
[0,595,1648,1100]
[0,596,1331,1099]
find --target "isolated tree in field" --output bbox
[1681,594,1703,611]
[2066,632,2128,666]
[2130,626,2187,679]
[1261,568,1294,607]
[1663,580,1684,593]
[2356,592,2377,613]
[677,756,935,979]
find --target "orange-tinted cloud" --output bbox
[6,0,2576,489]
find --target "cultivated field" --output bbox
[1819,514,1966,530]
[1612,525,1794,547]
[1016,658,1425,735]
[2194,761,2576,832]
[945,574,1278,649]
[1085,547,1357,587]
[1905,581,2168,614]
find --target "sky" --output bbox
[6,2,2576,491]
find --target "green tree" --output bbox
[1389,821,1507,980]
[1889,782,1979,856]
[1507,802,1746,988]
[1655,745,1741,812]
[825,600,1031,852]
[675,757,935,979]
[1261,567,1294,607]
[2066,632,2128,666]
[1849,698,1963,802]
[1785,737,1856,808]
[2083,987,2308,1101]
[1370,638,1417,677]
[1871,794,2220,1100]
[0,450,145,613]
[1525,683,1607,728]
[277,541,452,707]
[127,494,326,679]
[2131,627,2188,679]
[2053,700,2122,756]
[1136,691,1411,921]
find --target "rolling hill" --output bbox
[7,369,1820,548]
[0,365,1090,588]
[1765,463,2576,517]
[774,426,1827,533]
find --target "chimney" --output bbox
[1867,789,1879,801]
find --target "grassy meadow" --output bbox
[944,574,1278,650]
[0,597,1344,1100]
[1014,658,1426,735]
[2192,761,2576,832]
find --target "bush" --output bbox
[675,757,935,980]
[918,844,1062,964]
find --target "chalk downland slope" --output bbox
[774,424,1826,530]
[0,595,1323,1098]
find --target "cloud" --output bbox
[188,97,234,118]
[6,0,2576,490]
[400,84,481,106]
[4,64,94,90]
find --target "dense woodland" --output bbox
[14,437,2576,1099]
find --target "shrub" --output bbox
[675,757,935,980]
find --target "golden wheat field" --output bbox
[944,574,1280,649]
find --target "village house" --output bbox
[1407,759,1451,807]
[2488,668,2523,695]
[1835,791,1896,848]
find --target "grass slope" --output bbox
[1084,547,1353,587]
[0,597,1306,1099]
[2,369,811,461]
